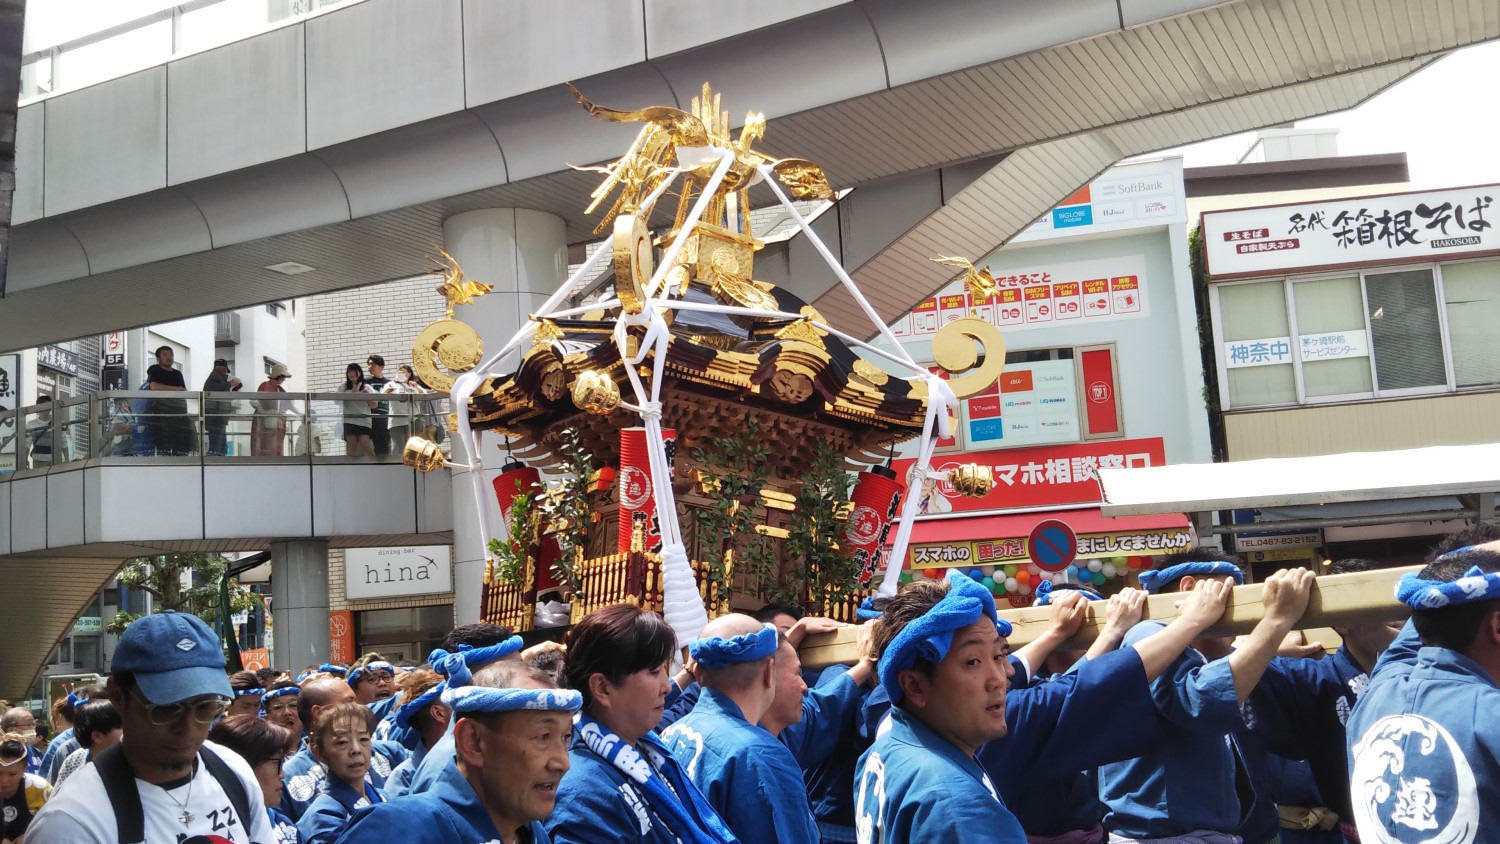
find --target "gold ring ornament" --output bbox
[403,437,447,472]
[947,463,994,498]
[572,369,622,416]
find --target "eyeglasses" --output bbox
[131,689,229,726]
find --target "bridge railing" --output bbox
[0,390,453,475]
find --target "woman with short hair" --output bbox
[210,714,301,843]
[296,702,384,844]
[547,604,735,844]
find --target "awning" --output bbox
[1097,443,1500,519]
[902,508,1192,567]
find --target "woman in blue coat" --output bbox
[547,604,738,844]
[297,702,386,844]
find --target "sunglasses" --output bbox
[131,689,230,726]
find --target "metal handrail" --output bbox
[0,389,452,476]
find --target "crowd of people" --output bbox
[3,525,1497,844]
[86,349,447,460]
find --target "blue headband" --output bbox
[1033,580,1103,606]
[879,570,1014,705]
[234,687,266,698]
[428,637,525,687]
[1397,562,1500,610]
[689,624,780,670]
[297,664,348,683]
[1137,562,1244,594]
[262,686,298,703]
[395,681,447,729]
[347,661,395,688]
[856,596,883,621]
[440,685,582,715]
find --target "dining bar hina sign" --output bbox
[344,545,453,600]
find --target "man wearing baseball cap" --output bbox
[27,611,275,843]
[202,358,240,457]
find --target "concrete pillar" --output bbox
[443,209,567,624]
[270,540,330,669]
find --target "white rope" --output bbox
[645,150,736,300]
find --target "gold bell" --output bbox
[572,369,621,415]
[947,463,994,498]
[403,436,447,472]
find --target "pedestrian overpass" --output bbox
[0,391,452,700]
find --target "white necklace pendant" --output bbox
[179,810,194,825]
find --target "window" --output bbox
[1213,258,1500,409]
[265,302,284,317]
[1441,260,1500,388]
[263,357,285,377]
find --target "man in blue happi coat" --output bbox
[335,662,577,844]
[661,613,820,843]
[281,676,409,819]
[1246,558,1402,843]
[382,667,450,798]
[1345,543,1500,842]
[1098,552,1315,843]
[405,626,527,794]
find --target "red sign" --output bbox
[1080,348,1121,436]
[1235,238,1301,254]
[895,437,1166,514]
[329,611,355,664]
[1223,228,1270,242]
[240,648,270,671]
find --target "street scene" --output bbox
[1,2,1498,843]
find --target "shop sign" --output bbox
[329,611,355,664]
[1202,184,1500,279]
[72,616,102,634]
[1299,330,1368,361]
[1236,532,1322,551]
[37,344,81,376]
[1011,158,1186,243]
[910,527,1190,569]
[962,359,1079,448]
[103,331,127,368]
[0,354,18,474]
[1223,336,1293,369]
[891,255,1150,338]
[895,437,1166,515]
[1246,548,1316,564]
[240,648,270,671]
[344,545,452,600]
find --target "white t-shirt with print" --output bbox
[25,740,275,844]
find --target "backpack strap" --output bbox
[92,744,145,844]
[200,746,255,839]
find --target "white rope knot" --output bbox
[638,401,664,422]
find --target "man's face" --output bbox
[265,695,300,732]
[111,684,220,780]
[903,617,1012,756]
[769,613,799,636]
[0,761,21,799]
[93,728,123,754]
[471,709,572,831]
[367,360,383,377]
[3,711,38,746]
[355,670,395,704]
[227,694,263,718]
[157,349,174,367]
[309,682,358,727]
[767,644,808,729]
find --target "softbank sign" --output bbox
[1012,158,1186,244]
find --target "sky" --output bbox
[1156,40,1500,191]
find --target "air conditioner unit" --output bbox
[215,312,241,345]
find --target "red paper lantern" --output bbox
[846,466,905,585]
[617,427,677,554]
[492,460,559,591]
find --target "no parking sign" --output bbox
[1028,519,1078,572]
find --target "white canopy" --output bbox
[1097,443,1500,518]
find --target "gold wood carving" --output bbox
[412,318,483,393]
[933,256,997,314]
[613,213,652,314]
[931,317,1007,399]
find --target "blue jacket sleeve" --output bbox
[549,772,652,844]
[1125,620,1243,734]
[297,795,353,844]
[1246,656,1346,760]
[979,647,1158,795]
[721,742,820,842]
[658,681,701,732]
[779,667,861,767]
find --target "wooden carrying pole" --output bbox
[799,565,1418,670]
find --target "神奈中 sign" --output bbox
[1202,185,1499,279]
